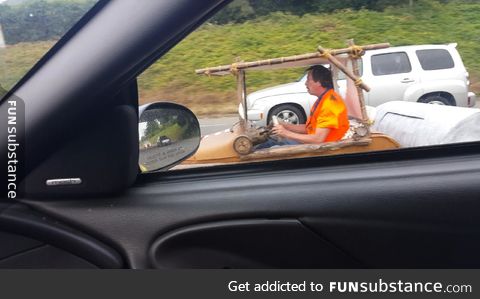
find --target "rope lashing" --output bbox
[319,49,332,58]
[230,63,239,75]
[349,45,365,59]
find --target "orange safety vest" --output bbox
[305,89,349,142]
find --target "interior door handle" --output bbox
[401,78,415,83]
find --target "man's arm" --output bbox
[272,124,330,144]
[281,123,306,133]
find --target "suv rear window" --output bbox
[416,49,455,70]
[371,52,411,76]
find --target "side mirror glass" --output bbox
[138,102,200,172]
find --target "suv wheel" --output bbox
[269,105,306,125]
[419,95,452,106]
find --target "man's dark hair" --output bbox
[306,65,333,89]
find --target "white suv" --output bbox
[245,43,477,126]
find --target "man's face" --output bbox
[305,71,325,97]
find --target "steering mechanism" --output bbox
[232,120,274,155]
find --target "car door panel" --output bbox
[0,231,43,260]
[0,201,124,268]
[19,144,480,268]
[149,219,361,269]
[303,218,480,268]
[0,245,99,269]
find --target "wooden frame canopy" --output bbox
[195,43,390,78]
[195,41,391,140]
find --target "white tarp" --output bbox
[372,101,480,147]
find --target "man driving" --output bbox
[255,65,350,149]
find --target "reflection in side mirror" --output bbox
[138,102,200,172]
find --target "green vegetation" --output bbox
[0,41,54,89]
[211,0,451,25]
[0,0,422,45]
[0,0,96,44]
[141,123,185,147]
[138,0,480,114]
[0,0,479,115]
[140,112,197,146]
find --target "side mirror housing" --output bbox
[139,102,200,172]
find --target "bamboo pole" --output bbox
[236,70,247,122]
[321,43,390,57]
[347,39,370,128]
[318,45,371,92]
[196,43,390,76]
[196,53,322,75]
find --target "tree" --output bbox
[210,0,254,24]
[144,120,160,139]
[0,0,95,44]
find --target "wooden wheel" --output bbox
[233,135,253,155]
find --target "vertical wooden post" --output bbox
[236,70,247,123]
[347,39,370,136]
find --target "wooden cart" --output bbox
[181,40,400,167]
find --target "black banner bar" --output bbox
[0,270,476,299]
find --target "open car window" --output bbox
[137,0,479,172]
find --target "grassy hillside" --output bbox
[137,0,480,115]
[0,41,53,89]
[1,0,479,115]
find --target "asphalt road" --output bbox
[199,115,239,136]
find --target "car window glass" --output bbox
[0,0,97,94]
[371,52,411,76]
[416,49,455,70]
[137,0,479,171]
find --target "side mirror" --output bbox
[138,102,200,172]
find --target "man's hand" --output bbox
[270,123,330,144]
[271,124,291,138]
